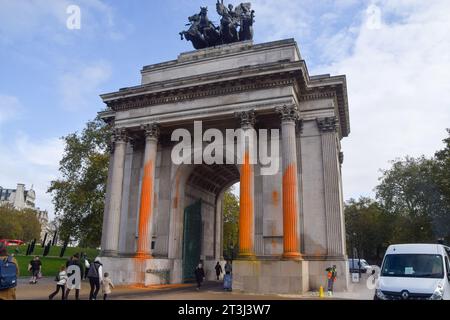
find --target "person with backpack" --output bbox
[49,265,68,300]
[0,242,19,300]
[325,265,337,296]
[86,257,103,300]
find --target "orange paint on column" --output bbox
[136,160,154,259]
[282,163,301,259]
[239,152,254,257]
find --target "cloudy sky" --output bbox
[0,0,449,219]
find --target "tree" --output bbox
[48,117,111,247]
[345,197,394,265]
[375,156,445,243]
[0,204,41,241]
[222,187,239,259]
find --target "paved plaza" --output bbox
[15,276,374,300]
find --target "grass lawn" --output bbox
[6,245,99,278]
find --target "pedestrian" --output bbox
[65,253,82,300]
[86,257,103,300]
[29,256,42,284]
[223,260,232,291]
[49,265,68,300]
[224,260,232,275]
[325,265,337,296]
[214,261,223,280]
[84,255,90,280]
[101,272,114,300]
[0,242,19,300]
[194,263,205,290]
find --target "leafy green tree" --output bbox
[0,204,41,241]
[222,187,239,259]
[345,197,394,264]
[376,155,447,243]
[48,117,111,247]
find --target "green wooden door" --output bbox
[182,200,202,282]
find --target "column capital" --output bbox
[141,123,160,140]
[235,109,256,128]
[317,117,338,133]
[276,104,300,122]
[112,128,128,143]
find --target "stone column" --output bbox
[103,128,128,256]
[276,104,302,260]
[317,117,345,257]
[236,110,256,259]
[136,123,160,259]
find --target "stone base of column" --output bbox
[232,259,309,294]
[237,252,257,260]
[282,251,303,260]
[101,250,118,257]
[135,252,153,260]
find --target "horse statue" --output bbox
[180,2,256,49]
[236,2,254,41]
[179,13,208,50]
[198,7,222,47]
[216,0,239,44]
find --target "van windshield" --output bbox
[381,254,444,278]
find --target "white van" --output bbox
[375,244,450,300]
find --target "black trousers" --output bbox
[65,288,79,300]
[89,277,100,300]
[49,285,65,300]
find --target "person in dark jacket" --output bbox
[65,253,83,300]
[214,261,223,280]
[86,257,103,300]
[194,263,205,290]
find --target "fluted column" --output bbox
[136,123,160,259]
[103,128,128,256]
[317,117,345,257]
[277,105,302,260]
[236,110,256,259]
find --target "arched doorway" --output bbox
[181,163,239,282]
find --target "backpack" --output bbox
[0,256,17,290]
[87,262,100,278]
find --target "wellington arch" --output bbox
[98,38,351,294]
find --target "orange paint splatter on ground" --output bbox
[282,163,301,259]
[136,160,154,258]
[239,152,254,257]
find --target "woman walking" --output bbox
[86,257,103,300]
[49,265,68,300]
[194,263,205,291]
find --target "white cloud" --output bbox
[315,1,450,200]
[59,61,112,111]
[0,132,64,218]
[0,94,22,125]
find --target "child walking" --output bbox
[49,265,68,300]
[101,272,114,300]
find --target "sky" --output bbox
[0,0,449,219]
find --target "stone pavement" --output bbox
[15,277,374,300]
